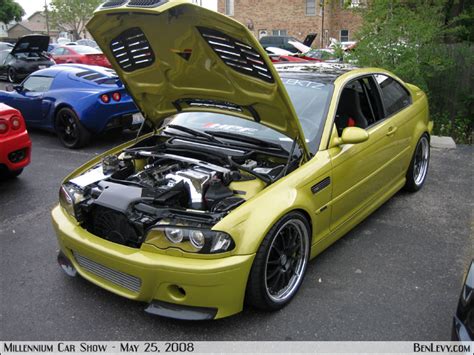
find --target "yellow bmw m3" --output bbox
[52,0,433,320]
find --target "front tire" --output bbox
[404,134,430,192]
[55,107,91,149]
[7,67,17,83]
[246,211,310,311]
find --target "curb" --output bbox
[430,136,457,149]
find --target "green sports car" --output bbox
[52,0,433,320]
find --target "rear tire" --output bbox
[55,107,91,149]
[246,211,310,311]
[404,134,430,192]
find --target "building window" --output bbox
[340,29,349,42]
[225,0,234,16]
[306,0,316,15]
[272,29,287,36]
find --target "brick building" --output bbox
[217,0,364,48]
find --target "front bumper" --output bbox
[0,130,31,172]
[51,205,255,319]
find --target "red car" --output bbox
[0,103,31,178]
[50,45,111,68]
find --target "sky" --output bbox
[16,0,217,19]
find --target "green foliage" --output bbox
[49,0,102,40]
[0,0,24,23]
[351,0,473,143]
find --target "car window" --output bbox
[375,74,411,117]
[51,47,65,55]
[22,76,54,92]
[335,76,383,135]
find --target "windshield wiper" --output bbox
[166,124,223,144]
[204,130,284,150]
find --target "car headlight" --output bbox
[146,223,235,254]
[59,183,84,219]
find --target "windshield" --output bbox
[165,77,333,154]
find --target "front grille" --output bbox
[110,27,155,72]
[73,251,141,293]
[198,27,275,83]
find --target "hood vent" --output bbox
[127,0,168,7]
[102,0,127,7]
[110,27,155,72]
[198,27,274,84]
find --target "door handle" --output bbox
[386,126,398,136]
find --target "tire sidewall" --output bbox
[246,211,311,310]
[55,107,89,149]
[406,134,430,192]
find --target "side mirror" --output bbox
[13,85,23,93]
[334,127,369,145]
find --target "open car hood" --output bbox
[87,0,310,156]
[11,35,50,55]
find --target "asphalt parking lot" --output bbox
[0,82,472,341]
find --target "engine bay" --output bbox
[63,133,300,248]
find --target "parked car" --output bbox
[0,103,31,179]
[0,35,55,83]
[260,33,316,53]
[0,64,140,148]
[452,261,473,341]
[52,2,433,321]
[50,45,111,68]
[0,41,14,51]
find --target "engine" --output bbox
[63,139,296,248]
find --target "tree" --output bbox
[49,0,102,40]
[0,0,25,23]
[350,0,473,143]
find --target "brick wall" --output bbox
[217,0,362,47]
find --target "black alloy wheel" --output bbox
[55,107,91,149]
[246,211,310,310]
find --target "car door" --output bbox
[13,75,54,126]
[373,74,415,181]
[0,50,10,77]
[329,75,400,231]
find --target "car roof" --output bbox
[276,62,358,83]
[28,64,115,79]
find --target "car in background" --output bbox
[265,48,309,63]
[0,103,31,179]
[0,64,140,148]
[0,42,14,51]
[77,39,99,49]
[50,45,111,68]
[260,33,316,53]
[0,35,55,83]
[452,261,473,341]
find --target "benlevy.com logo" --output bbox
[414,342,471,353]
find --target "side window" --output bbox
[22,76,54,92]
[375,74,411,117]
[335,76,382,135]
